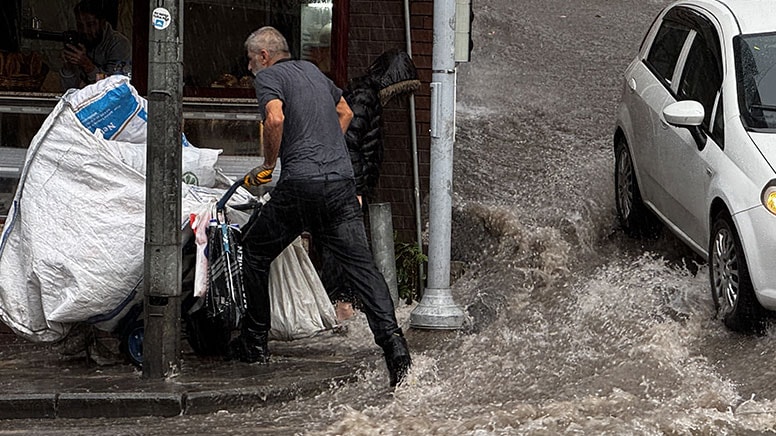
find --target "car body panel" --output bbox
[614,0,776,310]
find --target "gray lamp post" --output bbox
[410,0,465,330]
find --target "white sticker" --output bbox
[152,7,171,30]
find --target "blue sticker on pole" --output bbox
[152,7,171,30]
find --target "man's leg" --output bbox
[228,183,302,363]
[316,180,411,386]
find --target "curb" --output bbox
[0,373,358,419]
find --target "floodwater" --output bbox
[7,0,776,434]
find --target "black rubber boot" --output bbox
[380,333,411,387]
[225,316,270,364]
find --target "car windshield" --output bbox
[736,32,776,130]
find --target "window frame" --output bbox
[644,6,725,144]
[644,18,691,88]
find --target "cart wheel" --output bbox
[121,320,144,366]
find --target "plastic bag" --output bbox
[269,237,338,340]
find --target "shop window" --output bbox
[145,0,340,99]
[0,0,348,167]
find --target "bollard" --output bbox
[369,202,399,305]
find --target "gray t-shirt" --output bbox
[254,59,354,182]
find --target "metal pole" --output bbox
[402,0,425,295]
[410,0,464,329]
[369,202,399,305]
[143,1,183,378]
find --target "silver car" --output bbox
[614,0,776,331]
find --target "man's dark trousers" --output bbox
[240,177,402,344]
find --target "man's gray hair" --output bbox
[245,26,290,56]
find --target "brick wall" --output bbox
[347,0,432,243]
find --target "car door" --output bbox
[626,11,690,211]
[654,10,724,250]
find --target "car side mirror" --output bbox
[663,100,707,149]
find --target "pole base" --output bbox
[410,287,465,330]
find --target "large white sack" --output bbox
[0,99,146,342]
[68,75,222,187]
[65,75,147,143]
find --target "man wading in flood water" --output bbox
[227,26,412,387]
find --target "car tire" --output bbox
[614,137,659,237]
[709,212,765,333]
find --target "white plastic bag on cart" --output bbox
[114,134,221,187]
[268,236,338,340]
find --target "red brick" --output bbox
[411,29,432,43]
[373,2,404,15]
[350,14,383,28]
[350,2,373,14]
[349,27,371,41]
[411,2,434,16]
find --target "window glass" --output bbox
[300,2,332,73]
[678,33,722,130]
[184,1,334,91]
[735,33,776,130]
[646,20,690,85]
[184,1,276,90]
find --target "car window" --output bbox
[735,33,776,130]
[678,32,722,131]
[645,20,690,86]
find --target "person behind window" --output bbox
[60,0,131,91]
[231,26,412,388]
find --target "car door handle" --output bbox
[706,167,713,177]
[628,78,637,93]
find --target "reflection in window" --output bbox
[736,33,776,130]
[300,1,332,73]
[646,20,690,85]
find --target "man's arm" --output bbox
[336,96,353,134]
[262,98,284,168]
[100,34,133,77]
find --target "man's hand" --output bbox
[244,164,275,186]
[62,43,94,72]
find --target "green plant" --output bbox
[394,236,426,303]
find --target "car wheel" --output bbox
[709,212,764,333]
[614,138,658,237]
